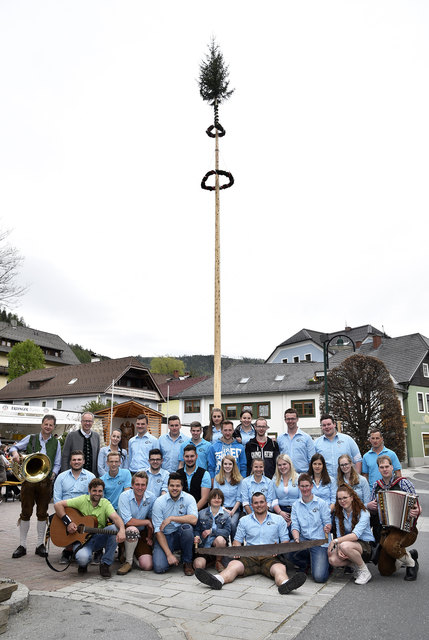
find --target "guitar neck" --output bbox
[83,526,117,536]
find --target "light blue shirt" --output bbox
[339,474,371,504]
[53,468,95,502]
[291,495,331,545]
[211,426,223,443]
[241,475,274,509]
[118,488,155,528]
[236,426,255,446]
[97,446,128,476]
[178,438,211,470]
[100,468,132,510]
[335,508,374,542]
[314,433,362,477]
[10,433,61,475]
[159,433,187,473]
[235,511,289,544]
[213,479,242,509]
[270,477,300,508]
[128,433,159,472]
[145,467,170,498]
[362,447,401,485]
[152,491,198,534]
[312,476,336,506]
[277,429,316,472]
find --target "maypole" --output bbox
[199,39,234,409]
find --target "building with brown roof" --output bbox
[0,322,80,388]
[0,356,165,413]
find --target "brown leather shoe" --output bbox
[183,562,194,576]
[117,562,132,575]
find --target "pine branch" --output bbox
[198,38,234,106]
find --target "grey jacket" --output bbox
[61,429,100,476]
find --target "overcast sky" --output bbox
[1,1,428,361]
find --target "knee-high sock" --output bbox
[20,520,31,547]
[125,539,138,564]
[37,519,47,546]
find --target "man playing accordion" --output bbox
[367,455,421,580]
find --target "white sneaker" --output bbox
[354,566,372,585]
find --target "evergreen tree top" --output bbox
[199,39,234,106]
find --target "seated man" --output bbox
[367,455,421,580]
[195,492,307,595]
[290,473,332,583]
[117,471,155,575]
[54,478,126,578]
[151,472,198,576]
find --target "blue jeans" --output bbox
[153,524,194,573]
[74,524,117,567]
[228,510,241,541]
[289,543,329,583]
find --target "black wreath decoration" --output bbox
[206,123,225,138]
[201,170,234,191]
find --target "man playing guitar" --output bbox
[54,477,126,578]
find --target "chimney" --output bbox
[173,369,180,379]
[344,325,351,332]
[356,341,362,349]
[372,335,382,349]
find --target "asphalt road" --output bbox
[296,468,429,640]
[2,596,161,640]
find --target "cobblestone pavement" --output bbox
[3,468,428,640]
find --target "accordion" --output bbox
[377,490,417,532]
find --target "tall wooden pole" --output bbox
[214,120,221,409]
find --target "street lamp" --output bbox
[320,334,356,412]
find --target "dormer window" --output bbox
[423,363,429,378]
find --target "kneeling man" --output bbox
[152,472,198,575]
[117,471,155,574]
[195,492,306,594]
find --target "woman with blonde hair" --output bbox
[336,454,370,505]
[271,454,300,527]
[214,454,243,539]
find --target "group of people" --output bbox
[7,407,421,592]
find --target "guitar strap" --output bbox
[44,514,84,573]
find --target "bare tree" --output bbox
[0,229,25,307]
[322,354,405,460]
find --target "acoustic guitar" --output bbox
[50,507,139,547]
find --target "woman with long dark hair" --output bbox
[97,428,128,476]
[232,409,255,445]
[203,408,224,442]
[307,453,336,512]
[328,484,374,584]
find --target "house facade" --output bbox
[177,362,324,439]
[0,356,165,413]
[0,322,80,388]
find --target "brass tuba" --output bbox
[11,453,52,483]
